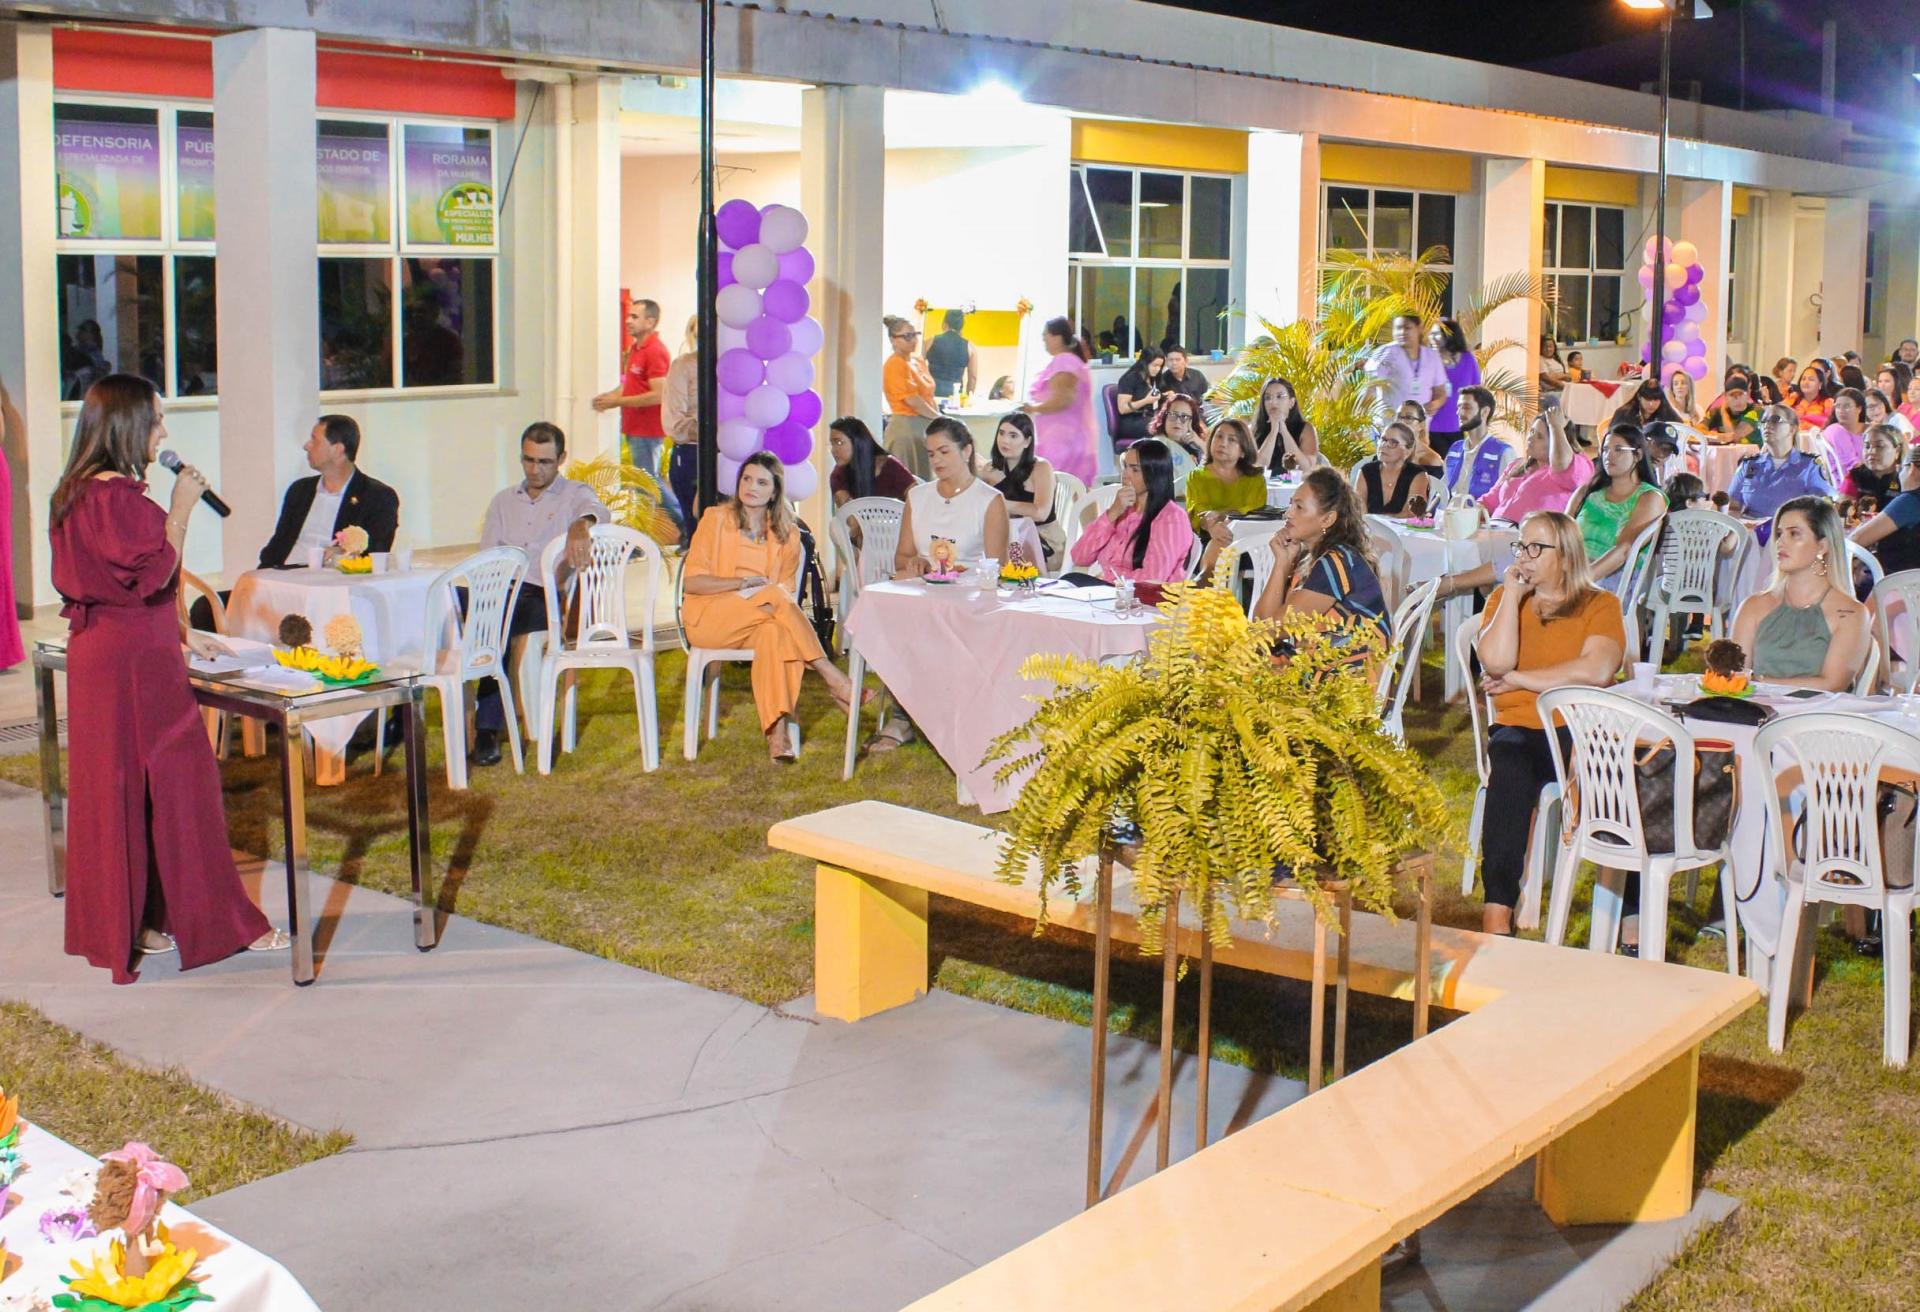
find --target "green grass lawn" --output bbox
[5,644,1917,1307]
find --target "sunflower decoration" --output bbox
[561,452,677,546]
[54,1230,208,1311]
[997,545,1041,592]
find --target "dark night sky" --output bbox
[1160,0,1920,139]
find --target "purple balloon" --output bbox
[777,247,814,286]
[1674,284,1699,307]
[716,389,747,422]
[717,454,745,494]
[762,278,810,325]
[717,348,765,396]
[716,251,735,291]
[717,419,763,460]
[1684,263,1706,285]
[763,422,812,465]
[786,389,823,430]
[715,199,760,250]
[1684,357,1710,381]
[745,315,793,361]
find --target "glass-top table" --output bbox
[32,639,439,985]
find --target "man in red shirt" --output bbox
[593,296,681,524]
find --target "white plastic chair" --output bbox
[1455,615,1562,927]
[1538,685,1739,973]
[1362,517,1410,612]
[1375,576,1440,743]
[527,526,664,775]
[1612,515,1667,668]
[1853,637,1882,697]
[682,548,807,760]
[1755,714,1920,1067]
[1046,472,1087,576]
[402,547,529,789]
[1238,540,1278,616]
[829,498,905,653]
[1641,510,1748,664]
[1849,540,1885,592]
[1063,485,1121,560]
[1871,570,1920,695]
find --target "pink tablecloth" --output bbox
[1700,443,1756,496]
[846,580,1159,812]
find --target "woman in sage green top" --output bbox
[1565,425,1666,587]
[1731,496,1871,691]
[1189,418,1269,581]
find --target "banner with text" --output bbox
[54,113,162,241]
[317,127,392,245]
[403,126,495,247]
[176,119,215,242]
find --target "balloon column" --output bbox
[1636,237,1710,385]
[713,198,825,501]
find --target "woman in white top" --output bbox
[894,417,1009,575]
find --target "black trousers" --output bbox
[1482,724,1567,911]
[465,583,553,733]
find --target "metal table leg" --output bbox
[36,656,65,897]
[403,686,437,951]
[280,712,315,985]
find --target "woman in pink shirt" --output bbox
[1023,317,1098,486]
[1066,438,1194,583]
[1479,407,1591,523]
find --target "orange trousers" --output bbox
[684,591,826,731]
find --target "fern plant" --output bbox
[561,451,678,546]
[984,581,1452,950]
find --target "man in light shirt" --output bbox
[468,422,611,766]
[1366,314,1450,419]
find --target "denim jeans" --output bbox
[625,436,684,526]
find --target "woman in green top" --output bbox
[1730,496,1870,691]
[1189,418,1268,582]
[1565,423,1666,587]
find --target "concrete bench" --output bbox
[768,800,1759,1312]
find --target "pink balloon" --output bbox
[1661,340,1687,363]
[1637,265,1656,286]
[745,315,793,361]
[786,389,823,430]
[762,279,810,325]
[763,422,812,465]
[715,389,747,422]
[715,199,760,249]
[777,247,814,286]
[782,459,819,502]
[717,419,763,460]
[744,384,791,429]
[717,348,764,396]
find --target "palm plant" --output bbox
[561,451,678,545]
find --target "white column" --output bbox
[1879,208,1920,357]
[1479,158,1545,426]
[1678,178,1732,392]
[1749,189,1798,370]
[1818,197,1869,360]
[550,75,622,461]
[1244,130,1320,332]
[212,28,319,576]
[0,22,59,609]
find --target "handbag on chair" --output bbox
[1634,739,1738,853]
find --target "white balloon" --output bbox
[731,243,779,290]
[717,419,762,460]
[716,283,762,329]
[744,384,791,429]
[717,324,748,353]
[782,458,819,501]
[1684,299,1709,323]
[787,315,824,359]
[766,351,815,395]
[1671,240,1699,268]
[758,205,809,255]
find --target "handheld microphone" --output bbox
[157,450,232,518]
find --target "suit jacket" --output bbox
[257,469,400,569]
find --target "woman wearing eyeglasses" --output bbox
[1472,510,1626,937]
[1565,424,1666,587]
[1850,444,1920,579]
[1727,405,1835,521]
[882,313,938,481]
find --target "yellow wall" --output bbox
[1319,143,1471,192]
[1544,165,1641,207]
[1732,186,1752,217]
[1070,119,1247,173]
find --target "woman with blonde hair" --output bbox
[1665,369,1701,426]
[1731,496,1870,692]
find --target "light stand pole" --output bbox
[695,0,719,511]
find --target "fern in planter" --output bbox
[983,581,1452,951]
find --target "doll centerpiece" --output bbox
[925,537,964,582]
[55,1142,207,1312]
[1700,638,1753,697]
[328,525,371,574]
[997,545,1041,593]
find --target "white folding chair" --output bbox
[830,498,905,653]
[1871,569,1920,696]
[1641,510,1748,665]
[1611,515,1667,668]
[1454,615,1562,926]
[1538,685,1739,973]
[1755,714,1920,1067]
[1363,517,1410,613]
[1046,472,1087,576]
[1849,540,1885,593]
[1374,577,1440,743]
[682,549,807,760]
[394,547,529,789]
[527,526,664,775]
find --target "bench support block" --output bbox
[1535,1044,1698,1225]
[815,864,929,1022]
[1301,1256,1380,1311]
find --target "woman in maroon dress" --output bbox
[50,374,283,983]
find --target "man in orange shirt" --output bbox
[593,297,682,525]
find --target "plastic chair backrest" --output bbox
[1065,486,1121,551]
[1376,576,1441,729]
[833,497,905,592]
[542,524,662,654]
[1850,540,1886,591]
[1455,613,1491,784]
[1363,517,1409,610]
[1871,569,1920,695]
[1853,637,1881,697]
[426,546,528,679]
[1614,513,1666,608]
[1052,470,1088,511]
[1650,509,1746,609]
[1754,713,1920,904]
[178,569,227,631]
[1538,685,1699,862]
[1239,540,1276,616]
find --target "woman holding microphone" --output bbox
[50,374,286,982]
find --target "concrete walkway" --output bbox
[0,785,1730,1309]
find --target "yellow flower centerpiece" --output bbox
[997,545,1041,593]
[330,525,370,572]
[272,613,377,684]
[57,1229,207,1311]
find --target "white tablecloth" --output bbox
[1008,516,1045,568]
[0,1122,319,1311]
[1265,478,1298,509]
[1561,380,1625,428]
[1381,524,1520,701]
[1699,443,1756,497]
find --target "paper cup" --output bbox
[370,552,390,574]
[306,547,325,570]
[394,547,414,572]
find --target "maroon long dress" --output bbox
[51,476,269,983]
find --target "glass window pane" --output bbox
[53,104,162,241]
[1326,187,1368,254]
[402,124,494,248]
[1086,168,1132,260]
[176,110,215,242]
[319,258,394,390]
[1554,275,1590,345]
[1372,191,1413,256]
[1416,193,1455,262]
[1590,274,1621,344]
[56,254,163,399]
[1188,175,1231,261]
[1136,266,1184,353]
[1543,204,1559,269]
[317,119,393,246]
[401,257,494,387]
[1594,206,1625,271]
[174,256,217,397]
[1561,204,1592,271]
[1068,170,1103,256]
[1083,266,1133,357]
[1138,172,1184,259]
[1185,267,1230,355]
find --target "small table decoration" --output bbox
[998,546,1041,594]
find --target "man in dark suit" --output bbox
[256,415,399,569]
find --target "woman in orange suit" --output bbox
[683,452,868,761]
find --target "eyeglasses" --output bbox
[892,331,919,341]
[1513,541,1560,560]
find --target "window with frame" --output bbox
[1543,202,1626,347]
[1320,184,1457,315]
[1068,165,1235,357]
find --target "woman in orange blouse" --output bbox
[683,453,866,761]
[883,314,938,481]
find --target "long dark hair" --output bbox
[1298,466,1375,569]
[1252,376,1306,449]
[52,373,160,525]
[989,411,1037,486]
[1433,318,1469,357]
[1044,315,1092,362]
[1583,424,1660,499]
[1126,438,1177,570]
[830,415,885,501]
[729,451,795,543]
[1120,346,1164,390]
[1612,379,1680,429]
